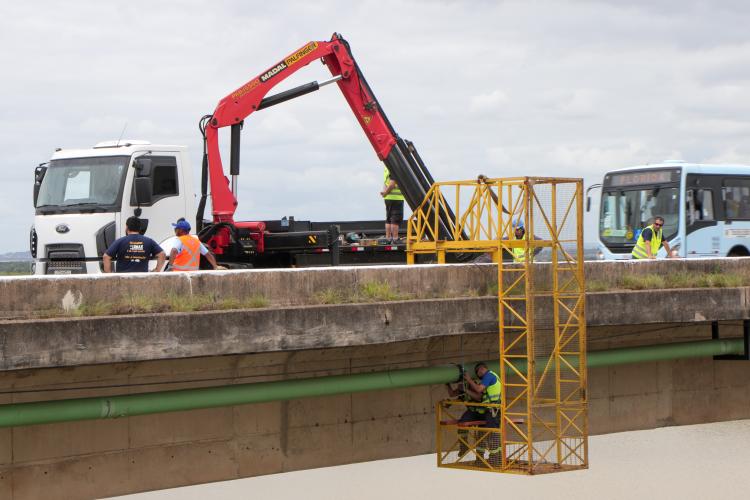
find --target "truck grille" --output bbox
[45,244,87,274]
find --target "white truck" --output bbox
[31,141,195,274]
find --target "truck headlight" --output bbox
[29,226,37,259]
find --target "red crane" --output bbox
[197,33,447,263]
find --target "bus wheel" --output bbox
[727,246,749,257]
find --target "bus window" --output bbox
[600,186,679,244]
[687,189,714,225]
[722,179,750,219]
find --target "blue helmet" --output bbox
[513,218,524,230]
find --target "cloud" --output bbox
[676,118,750,137]
[704,147,750,164]
[552,89,603,119]
[469,90,509,115]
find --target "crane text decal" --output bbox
[231,79,260,100]
[285,42,319,68]
[232,41,320,99]
[260,62,288,83]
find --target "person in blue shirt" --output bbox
[446,362,503,467]
[103,217,166,273]
[446,361,502,427]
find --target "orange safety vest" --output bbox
[172,235,201,271]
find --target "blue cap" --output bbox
[172,220,191,232]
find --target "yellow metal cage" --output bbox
[408,176,588,474]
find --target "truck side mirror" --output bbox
[134,177,153,205]
[33,164,47,207]
[586,196,591,212]
[134,158,153,177]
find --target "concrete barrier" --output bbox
[2,257,750,319]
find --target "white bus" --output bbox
[592,162,750,259]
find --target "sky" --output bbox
[3,0,750,253]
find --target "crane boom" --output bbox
[198,32,455,258]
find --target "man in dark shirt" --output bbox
[103,217,166,273]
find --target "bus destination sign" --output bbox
[607,169,677,187]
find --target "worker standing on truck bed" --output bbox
[168,218,218,271]
[380,167,404,243]
[103,217,165,273]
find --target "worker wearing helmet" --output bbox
[512,219,527,263]
[168,218,219,271]
[446,362,502,467]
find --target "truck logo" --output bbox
[260,62,288,83]
[55,224,70,234]
[308,235,317,244]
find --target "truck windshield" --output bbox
[36,156,129,214]
[599,186,680,246]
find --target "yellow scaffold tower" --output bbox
[407,176,588,474]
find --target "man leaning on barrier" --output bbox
[632,215,675,259]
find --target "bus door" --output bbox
[685,177,718,257]
[721,177,750,255]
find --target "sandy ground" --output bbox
[113,419,750,500]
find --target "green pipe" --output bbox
[0,338,743,428]
[483,338,745,374]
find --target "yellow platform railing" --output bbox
[410,176,588,474]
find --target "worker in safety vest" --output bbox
[380,167,405,243]
[512,219,527,263]
[458,362,501,423]
[631,216,673,260]
[168,218,218,271]
[446,362,502,467]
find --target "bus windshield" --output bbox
[599,186,679,246]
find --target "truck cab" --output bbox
[31,141,194,275]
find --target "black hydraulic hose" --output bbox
[257,81,321,111]
[196,115,212,232]
[396,139,432,195]
[405,140,436,186]
[230,123,242,176]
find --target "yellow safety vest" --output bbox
[383,168,404,201]
[631,224,662,260]
[474,370,502,415]
[512,235,526,263]
[172,235,201,271]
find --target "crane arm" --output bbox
[203,33,404,223]
[200,33,449,241]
